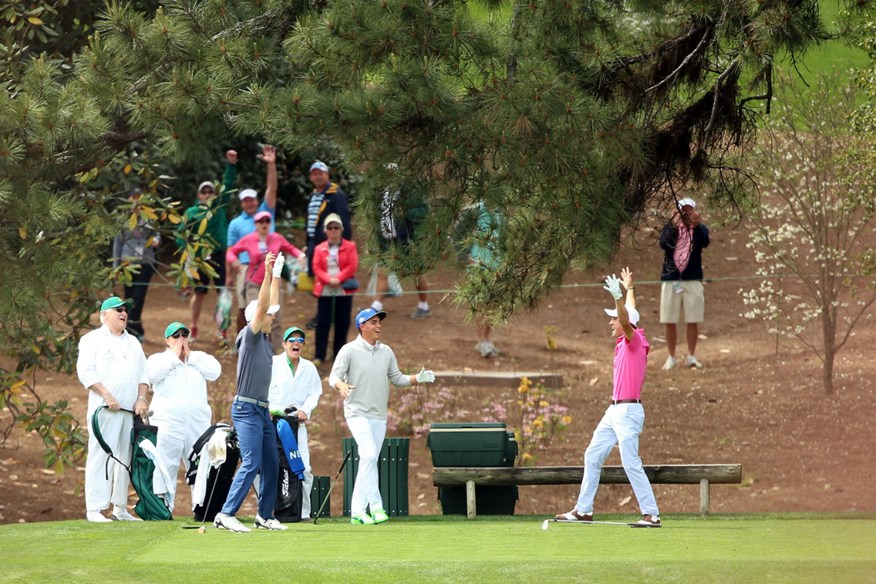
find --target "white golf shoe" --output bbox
[254,514,288,530]
[214,512,251,533]
[86,511,111,523]
[111,508,142,521]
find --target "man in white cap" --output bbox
[76,296,150,522]
[176,149,239,342]
[554,267,661,528]
[658,197,710,369]
[329,308,435,525]
[305,160,352,328]
[226,145,279,336]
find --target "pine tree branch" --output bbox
[645,28,711,94]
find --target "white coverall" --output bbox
[268,355,322,518]
[146,348,221,505]
[77,326,148,513]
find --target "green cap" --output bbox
[283,326,306,342]
[100,296,133,311]
[164,322,190,338]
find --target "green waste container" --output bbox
[342,437,409,517]
[428,423,519,515]
[427,422,514,467]
[310,475,331,518]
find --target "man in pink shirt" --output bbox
[554,267,661,528]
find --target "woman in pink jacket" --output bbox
[312,213,359,366]
[227,211,303,350]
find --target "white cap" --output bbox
[239,188,258,200]
[677,197,696,210]
[198,181,215,193]
[310,161,329,173]
[244,300,280,323]
[604,305,640,326]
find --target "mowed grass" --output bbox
[1,514,874,583]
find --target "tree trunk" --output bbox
[823,347,835,395]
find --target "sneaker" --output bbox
[189,325,199,344]
[686,355,703,369]
[631,514,662,528]
[351,513,376,525]
[554,509,593,522]
[214,512,251,533]
[86,511,111,523]
[254,514,288,531]
[410,307,432,320]
[371,509,389,524]
[111,508,141,521]
[306,317,318,330]
[661,356,677,370]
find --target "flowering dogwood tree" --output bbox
[741,73,876,394]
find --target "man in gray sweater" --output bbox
[329,308,435,524]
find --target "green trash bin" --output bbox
[342,437,410,517]
[427,422,518,515]
[310,475,331,518]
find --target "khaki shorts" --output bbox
[235,266,249,307]
[659,280,705,324]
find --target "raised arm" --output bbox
[261,145,277,211]
[620,266,636,311]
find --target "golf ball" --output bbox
[541,519,549,531]
[198,526,206,534]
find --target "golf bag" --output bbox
[274,413,306,523]
[91,405,173,521]
[186,423,241,523]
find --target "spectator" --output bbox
[146,322,221,507]
[213,252,287,532]
[227,211,304,352]
[469,202,502,357]
[226,145,279,336]
[312,213,359,367]
[658,197,710,369]
[328,308,435,525]
[305,160,352,328]
[113,188,160,341]
[76,296,149,522]
[554,268,661,528]
[175,150,239,343]
[369,173,432,320]
[268,326,323,521]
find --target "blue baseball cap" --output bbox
[355,308,387,329]
[309,161,329,173]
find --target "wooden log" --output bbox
[432,464,742,487]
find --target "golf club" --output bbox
[182,469,221,531]
[313,449,352,525]
[541,518,638,530]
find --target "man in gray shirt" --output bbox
[329,308,435,525]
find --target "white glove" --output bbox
[415,368,436,383]
[603,274,623,300]
[272,253,285,278]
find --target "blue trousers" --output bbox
[221,401,279,519]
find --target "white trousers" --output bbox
[150,401,212,505]
[346,415,386,516]
[85,408,133,512]
[298,423,313,518]
[575,403,659,516]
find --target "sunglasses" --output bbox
[200,189,215,194]
[114,307,128,313]
[326,225,341,231]
[170,330,190,339]
[286,337,305,344]
[256,218,271,224]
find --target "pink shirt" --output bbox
[226,232,302,285]
[612,328,650,401]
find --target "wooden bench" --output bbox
[432,464,742,518]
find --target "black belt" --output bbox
[235,396,269,408]
[611,399,641,405]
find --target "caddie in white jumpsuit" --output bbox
[77,296,150,522]
[146,321,221,507]
[268,326,323,520]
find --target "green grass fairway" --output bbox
[1,514,874,583]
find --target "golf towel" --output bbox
[276,418,306,480]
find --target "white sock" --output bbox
[418,301,429,311]
[371,300,383,311]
